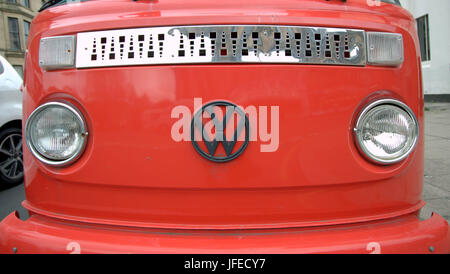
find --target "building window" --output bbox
[13,65,23,79]
[417,14,431,62]
[22,0,30,8]
[8,17,21,50]
[24,20,31,45]
[6,0,17,3]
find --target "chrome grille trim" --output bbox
[76,25,366,68]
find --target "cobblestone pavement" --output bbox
[422,102,450,222]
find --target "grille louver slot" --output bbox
[76,25,366,68]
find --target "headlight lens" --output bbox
[355,99,419,164]
[26,102,88,166]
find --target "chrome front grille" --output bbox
[75,25,366,68]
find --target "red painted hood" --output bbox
[22,0,424,230]
[32,0,412,32]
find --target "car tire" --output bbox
[0,127,24,185]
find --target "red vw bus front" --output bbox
[0,0,449,254]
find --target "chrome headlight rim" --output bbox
[354,98,420,165]
[25,101,89,167]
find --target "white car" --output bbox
[0,55,23,185]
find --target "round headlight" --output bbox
[25,102,88,166]
[354,99,419,165]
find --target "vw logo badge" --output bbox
[191,101,249,162]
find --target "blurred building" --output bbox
[0,0,42,78]
[401,0,450,101]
